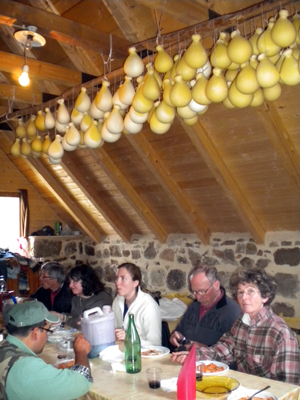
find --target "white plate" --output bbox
[228,386,278,400]
[196,360,229,375]
[141,346,170,358]
[47,328,77,343]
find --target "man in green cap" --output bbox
[0,301,93,400]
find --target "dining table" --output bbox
[39,341,300,400]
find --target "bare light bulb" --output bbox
[19,64,29,86]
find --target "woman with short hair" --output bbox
[66,264,112,328]
[112,262,161,346]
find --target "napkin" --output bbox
[111,362,126,373]
[161,377,178,392]
[177,345,196,400]
[99,345,125,363]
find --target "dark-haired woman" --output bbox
[172,267,300,385]
[112,263,161,346]
[66,264,112,328]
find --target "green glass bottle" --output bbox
[124,313,141,374]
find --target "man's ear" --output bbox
[30,327,39,341]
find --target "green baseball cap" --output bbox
[7,301,60,327]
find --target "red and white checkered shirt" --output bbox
[199,306,300,385]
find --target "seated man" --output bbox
[170,264,241,349]
[0,300,93,400]
[30,261,73,313]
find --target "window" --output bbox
[0,194,20,250]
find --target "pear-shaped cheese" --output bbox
[42,134,51,154]
[124,113,143,134]
[184,34,208,69]
[236,62,259,94]
[192,73,211,105]
[31,135,43,153]
[71,108,84,126]
[66,122,81,146]
[57,99,70,124]
[210,35,231,69]
[228,80,253,108]
[155,45,173,73]
[75,87,91,113]
[228,30,252,64]
[150,110,171,134]
[206,68,228,103]
[48,135,64,159]
[11,138,21,157]
[35,111,46,131]
[257,21,281,57]
[176,56,196,81]
[142,67,161,101]
[20,138,32,158]
[26,115,37,138]
[119,76,135,105]
[249,28,263,55]
[256,53,280,88]
[16,119,26,138]
[44,108,55,130]
[263,83,282,101]
[155,100,176,124]
[250,88,264,107]
[106,105,124,134]
[170,75,192,107]
[80,113,93,132]
[272,9,297,47]
[280,48,300,86]
[124,47,144,78]
[84,120,103,148]
[95,80,113,112]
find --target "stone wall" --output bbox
[29,231,300,317]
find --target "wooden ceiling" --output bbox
[0,0,299,244]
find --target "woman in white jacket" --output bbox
[112,263,162,346]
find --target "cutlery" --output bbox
[246,385,271,400]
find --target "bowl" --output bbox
[196,376,240,400]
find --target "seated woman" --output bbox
[172,267,300,385]
[112,262,161,346]
[66,264,112,328]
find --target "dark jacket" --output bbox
[30,281,73,313]
[175,288,241,346]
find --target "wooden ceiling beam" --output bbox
[134,0,209,25]
[0,0,131,59]
[133,0,299,53]
[126,132,211,244]
[255,102,300,186]
[89,147,168,243]
[0,51,81,87]
[1,131,103,242]
[60,152,133,242]
[180,118,266,244]
[0,83,42,104]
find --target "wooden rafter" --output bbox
[180,118,266,244]
[126,132,211,244]
[0,0,131,58]
[60,152,133,242]
[255,102,300,186]
[0,51,81,87]
[0,83,42,105]
[89,147,168,243]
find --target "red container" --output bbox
[177,345,196,400]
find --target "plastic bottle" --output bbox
[124,314,141,374]
[0,276,7,293]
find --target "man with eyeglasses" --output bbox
[0,301,93,400]
[170,265,241,351]
[30,261,73,314]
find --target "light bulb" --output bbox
[19,64,29,86]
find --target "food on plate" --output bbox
[55,359,75,369]
[141,348,162,356]
[238,397,275,400]
[196,363,225,374]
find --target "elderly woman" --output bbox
[65,264,112,328]
[112,262,161,346]
[172,267,300,385]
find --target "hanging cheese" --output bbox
[16,119,26,138]
[11,138,21,157]
[95,80,113,112]
[170,74,192,107]
[184,34,208,69]
[119,76,136,105]
[44,108,55,130]
[271,9,297,48]
[205,68,228,103]
[155,45,173,73]
[35,110,46,131]
[75,87,91,113]
[57,99,70,124]
[48,135,64,159]
[124,47,144,78]
[26,115,37,138]
[227,30,252,64]
[256,53,280,88]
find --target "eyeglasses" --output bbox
[191,282,214,297]
[39,272,52,279]
[236,288,260,298]
[39,327,54,334]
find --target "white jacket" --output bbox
[112,287,162,346]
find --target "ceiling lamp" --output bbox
[13,26,46,87]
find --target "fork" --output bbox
[246,385,271,400]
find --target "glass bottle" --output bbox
[124,314,141,374]
[0,276,7,293]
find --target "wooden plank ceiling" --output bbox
[0,0,299,244]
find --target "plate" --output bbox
[141,346,170,358]
[196,360,229,376]
[228,386,278,400]
[196,376,240,399]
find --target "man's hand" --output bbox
[171,351,189,364]
[73,334,91,370]
[169,331,185,347]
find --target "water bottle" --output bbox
[0,276,7,293]
[124,313,141,374]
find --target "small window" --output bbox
[0,195,20,250]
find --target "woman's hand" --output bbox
[115,328,126,341]
[171,351,189,364]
